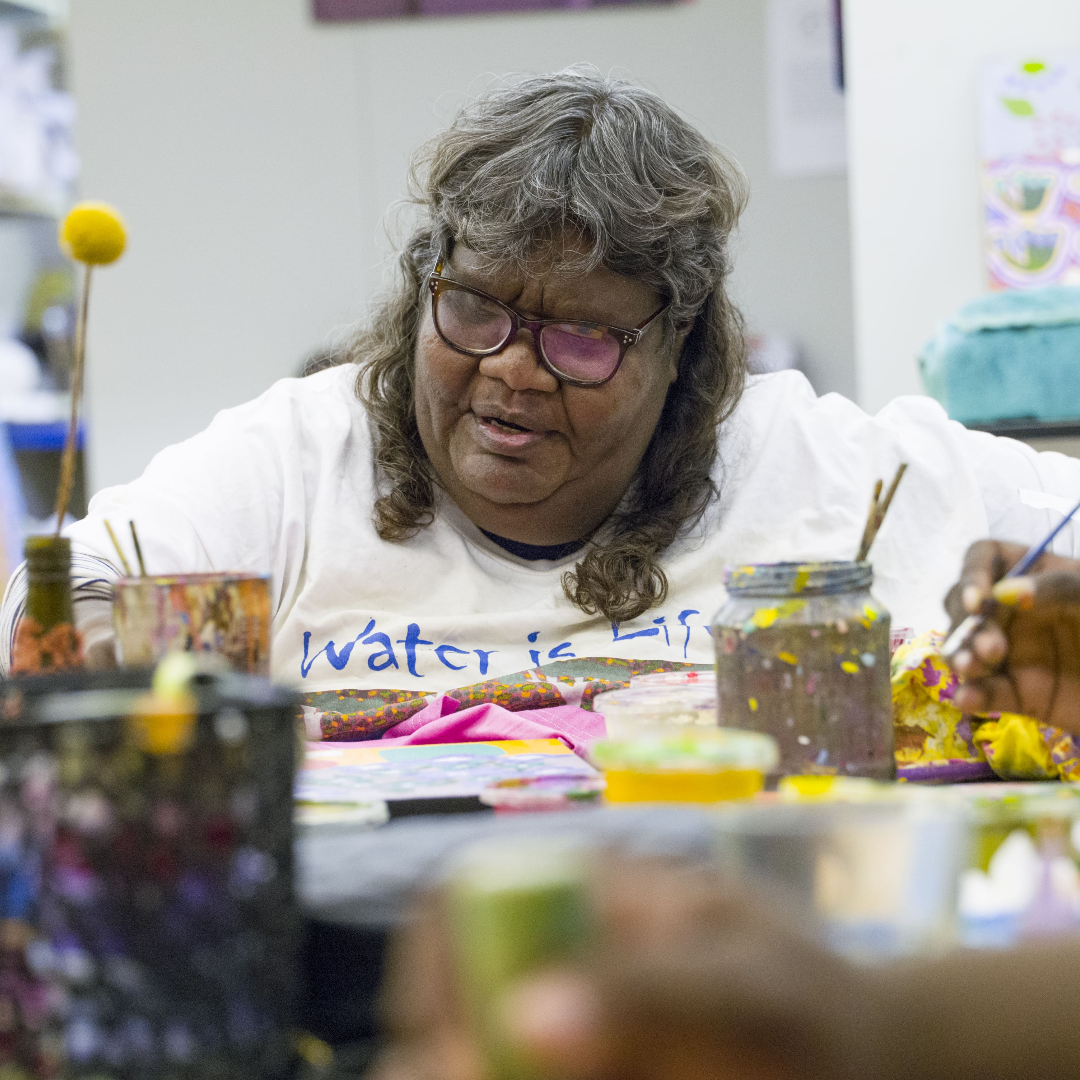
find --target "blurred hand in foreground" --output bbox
[368,858,880,1080]
[945,540,1080,733]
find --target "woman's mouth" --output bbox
[474,413,548,450]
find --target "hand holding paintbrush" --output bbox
[941,495,1080,663]
[943,537,1080,734]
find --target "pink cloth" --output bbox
[379,693,606,755]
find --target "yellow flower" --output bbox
[59,202,127,265]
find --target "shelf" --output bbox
[6,421,83,453]
[0,193,58,220]
[0,0,66,21]
[966,418,1080,439]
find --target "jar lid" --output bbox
[959,784,1080,824]
[590,729,778,773]
[725,561,872,597]
[629,670,715,689]
[479,774,606,811]
[594,682,716,713]
[23,535,71,573]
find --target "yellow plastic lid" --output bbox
[589,729,778,774]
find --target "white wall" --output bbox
[69,0,855,491]
[844,0,1080,413]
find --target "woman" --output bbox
[3,68,1079,737]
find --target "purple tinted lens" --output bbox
[435,287,512,352]
[541,323,621,383]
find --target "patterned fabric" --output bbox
[891,632,986,779]
[973,713,1057,780]
[891,630,1080,782]
[974,714,1080,782]
[304,657,710,741]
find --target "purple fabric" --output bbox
[897,758,997,785]
[379,693,606,755]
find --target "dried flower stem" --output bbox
[54,263,91,534]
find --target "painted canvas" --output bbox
[298,738,599,803]
[314,0,682,20]
[980,58,1080,290]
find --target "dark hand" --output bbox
[945,540,1080,733]
[370,858,879,1080]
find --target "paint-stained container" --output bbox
[589,729,778,803]
[712,561,894,782]
[113,573,271,675]
[592,673,717,737]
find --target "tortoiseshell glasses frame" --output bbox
[427,258,669,388]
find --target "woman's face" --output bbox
[413,241,682,545]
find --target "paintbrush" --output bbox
[103,518,132,577]
[855,463,908,563]
[856,479,883,565]
[941,491,1080,661]
[129,521,147,576]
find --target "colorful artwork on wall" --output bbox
[314,0,682,20]
[980,58,1080,290]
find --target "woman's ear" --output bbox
[667,326,691,383]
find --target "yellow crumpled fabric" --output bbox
[891,632,982,766]
[975,713,1080,782]
[891,631,1080,781]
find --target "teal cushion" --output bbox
[919,285,1080,424]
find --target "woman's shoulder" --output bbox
[198,364,370,453]
[226,363,364,424]
[713,370,966,493]
[729,370,953,438]
[132,364,372,502]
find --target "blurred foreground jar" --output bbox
[12,536,83,675]
[712,561,894,781]
[448,838,589,1080]
[0,669,299,1079]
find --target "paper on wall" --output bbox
[766,0,846,177]
[980,58,1080,290]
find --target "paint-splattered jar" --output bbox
[712,561,895,782]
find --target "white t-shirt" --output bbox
[3,364,1079,692]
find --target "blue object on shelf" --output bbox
[5,421,84,452]
[0,424,26,575]
[919,285,1080,425]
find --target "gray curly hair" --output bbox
[351,66,749,624]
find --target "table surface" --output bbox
[297,805,721,928]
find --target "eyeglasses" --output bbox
[427,259,669,388]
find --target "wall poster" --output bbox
[314,0,683,20]
[981,58,1080,290]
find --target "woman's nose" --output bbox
[477,329,560,393]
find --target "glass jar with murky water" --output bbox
[712,561,895,782]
